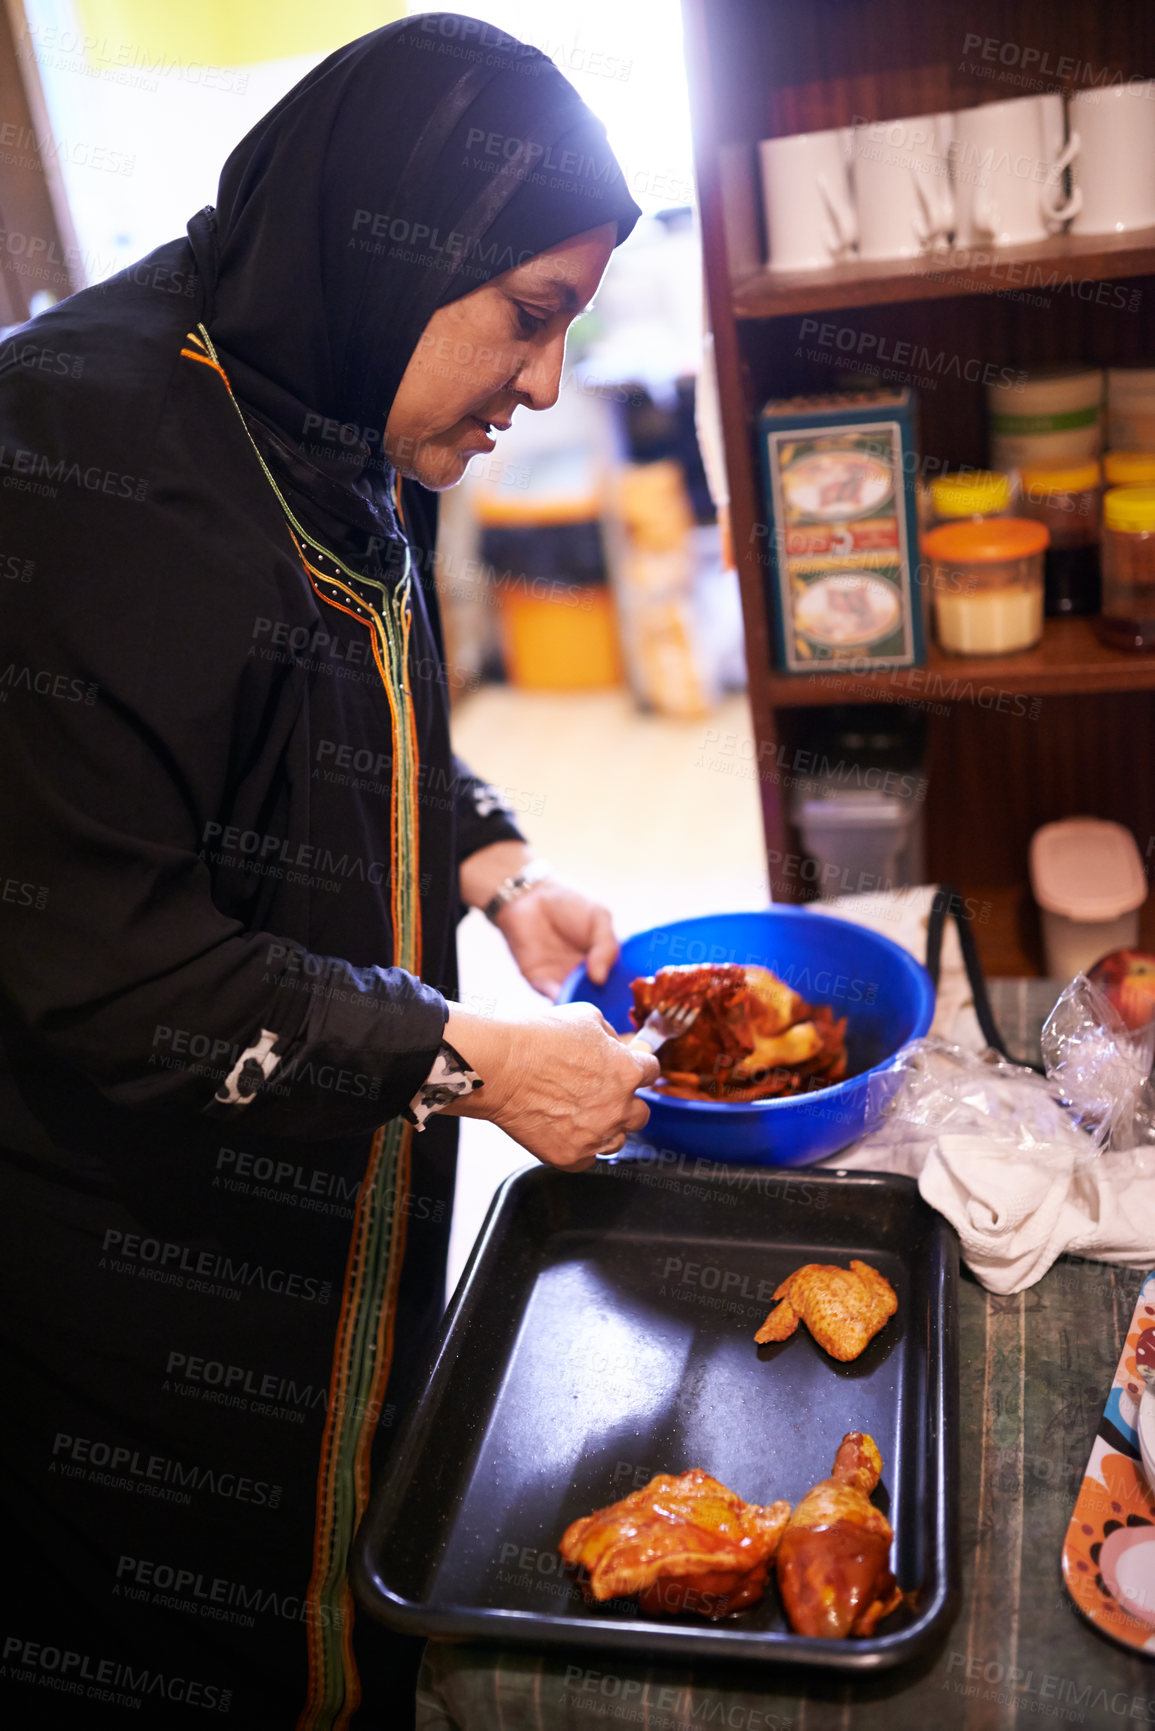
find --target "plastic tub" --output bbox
[922,518,1049,655]
[795,792,921,896]
[559,908,935,1165]
[1107,366,1155,452]
[1029,818,1147,980]
[988,367,1103,471]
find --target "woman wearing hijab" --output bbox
[0,15,653,1728]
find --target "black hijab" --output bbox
[186,12,641,471]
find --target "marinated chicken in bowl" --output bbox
[630,963,847,1102]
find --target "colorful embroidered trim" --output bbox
[182,327,421,1730]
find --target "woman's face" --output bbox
[384,221,618,490]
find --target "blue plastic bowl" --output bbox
[559,908,934,1167]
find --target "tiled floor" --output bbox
[445,685,767,1295]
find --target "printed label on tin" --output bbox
[769,421,914,669]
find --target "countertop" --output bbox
[417,1259,1153,1730]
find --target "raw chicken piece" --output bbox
[777,1431,903,1638]
[559,1468,791,1617]
[754,1260,897,1361]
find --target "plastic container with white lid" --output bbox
[1029,818,1147,980]
[988,367,1103,471]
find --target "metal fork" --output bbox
[628,1000,700,1055]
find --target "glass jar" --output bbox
[1103,450,1155,486]
[928,469,1013,528]
[1098,486,1155,651]
[923,518,1049,656]
[1018,460,1101,616]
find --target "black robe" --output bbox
[0,233,523,1731]
[0,17,639,1729]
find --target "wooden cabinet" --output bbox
[682,0,1155,971]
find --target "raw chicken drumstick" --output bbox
[559,1468,791,1618]
[754,1260,897,1361]
[777,1432,903,1639]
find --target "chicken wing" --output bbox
[754,1260,896,1361]
[559,1468,791,1618]
[776,1431,903,1638]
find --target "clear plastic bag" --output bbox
[1041,972,1155,1150]
[858,1037,1092,1168]
[854,972,1155,1167]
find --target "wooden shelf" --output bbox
[683,0,1155,911]
[945,879,1155,978]
[733,226,1155,320]
[765,617,1155,707]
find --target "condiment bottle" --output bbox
[923,518,1049,656]
[1098,485,1155,651]
[1017,460,1101,616]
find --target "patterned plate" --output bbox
[1062,1269,1155,1653]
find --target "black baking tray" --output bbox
[353,1161,959,1669]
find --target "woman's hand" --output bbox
[460,840,618,999]
[441,1002,660,1171]
[494,881,616,1000]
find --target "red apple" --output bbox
[1087,949,1155,1032]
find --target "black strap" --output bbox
[925,885,1045,1072]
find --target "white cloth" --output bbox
[807,887,1155,1294]
[826,1039,1155,1294]
[915,1136,1155,1294]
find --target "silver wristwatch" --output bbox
[483,857,552,923]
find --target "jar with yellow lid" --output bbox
[923,518,1049,655]
[1098,485,1155,651]
[928,469,1014,528]
[1103,451,1155,486]
[1018,459,1101,616]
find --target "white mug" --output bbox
[851,112,954,260]
[1068,82,1155,235]
[953,94,1078,247]
[759,129,857,272]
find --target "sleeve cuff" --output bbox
[405,1039,483,1130]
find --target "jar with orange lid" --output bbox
[927,469,1014,529]
[1098,485,1155,651]
[1017,459,1101,616]
[922,518,1049,655]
